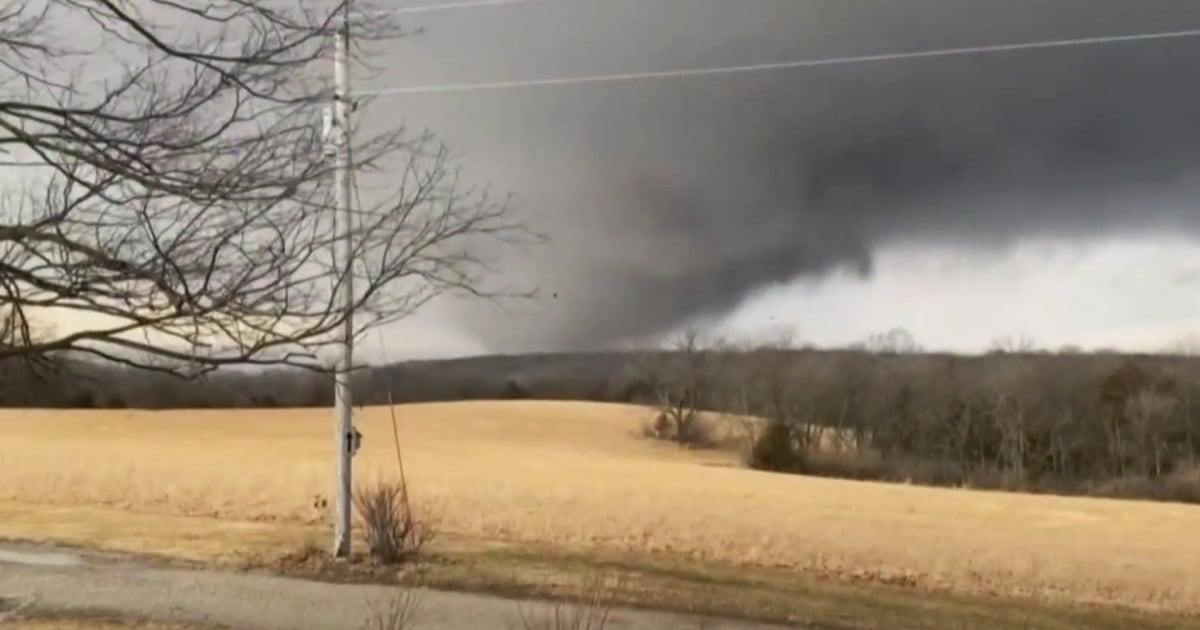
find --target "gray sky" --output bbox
[351,0,1200,359]
[20,0,1200,360]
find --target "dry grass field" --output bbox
[1,400,1199,623]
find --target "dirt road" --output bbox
[0,544,787,629]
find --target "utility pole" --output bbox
[329,12,356,559]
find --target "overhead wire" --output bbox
[362,0,536,15]
[360,26,1200,96]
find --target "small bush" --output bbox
[1090,465,1200,504]
[1159,466,1200,504]
[503,379,532,400]
[642,410,714,448]
[642,412,672,441]
[354,478,436,564]
[515,573,624,630]
[745,420,805,472]
[251,393,282,408]
[800,449,896,482]
[364,587,422,630]
[745,423,905,482]
[70,390,96,408]
[303,387,332,407]
[676,415,712,447]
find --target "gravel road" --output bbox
[0,544,787,629]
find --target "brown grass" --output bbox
[514,572,624,630]
[11,620,205,629]
[1,401,1198,618]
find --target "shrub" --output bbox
[642,409,714,448]
[354,478,437,564]
[642,412,672,441]
[503,379,532,400]
[745,420,805,473]
[364,587,422,630]
[251,393,282,408]
[515,573,624,630]
[745,422,900,482]
[1089,465,1200,504]
[800,449,896,482]
[70,390,96,409]
[303,386,332,407]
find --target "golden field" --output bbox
[1,400,1199,617]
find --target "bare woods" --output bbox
[732,349,1200,503]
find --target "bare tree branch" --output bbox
[0,0,537,376]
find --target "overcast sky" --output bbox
[338,0,1200,360]
[20,0,1200,361]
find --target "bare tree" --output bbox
[989,334,1038,355]
[640,329,717,446]
[1165,333,1200,357]
[0,0,534,375]
[865,327,921,354]
[1125,390,1176,478]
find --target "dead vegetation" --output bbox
[736,351,1200,504]
[514,573,624,630]
[354,478,438,565]
[8,621,210,630]
[638,330,720,447]
[363,587,423,630]
[618,333,1200,505]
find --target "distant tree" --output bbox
[502,379,531,400]
[251,393,282,408]
[641,329,717,446]
[303,380,334,407]
[1165,334,1200,357]
[865,328,922,354]
[70,390,97,409]
[989,334,1038,355]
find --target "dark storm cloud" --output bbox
[368,0,1200,352]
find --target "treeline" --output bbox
[0,351,650,409]
[720,350,1200,503]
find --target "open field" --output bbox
[1,401,1199,626]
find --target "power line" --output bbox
[365,0,535,15]
[360,26,1200,96]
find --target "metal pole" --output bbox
[332,18,355,559]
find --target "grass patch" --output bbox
[405,545,1198,630]
[9,610,218,630]
[0,501,1195,629]
[13,621,205,630]
[0,502,320,566]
